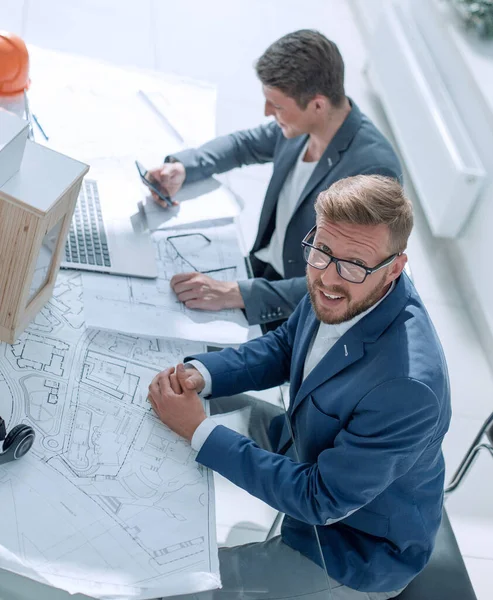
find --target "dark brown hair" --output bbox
[315,175,414,253]
[255,30,345,108]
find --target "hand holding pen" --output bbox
[135,160,179,209]
[146,162,185,208]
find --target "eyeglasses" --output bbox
[301,225,399,284]
[166,233,236,275]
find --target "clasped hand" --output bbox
[148,364,207,441]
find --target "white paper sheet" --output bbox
[82,224,250,345]
[140,177,240,232]
[27,48,242,235]
[0,271,220,599]
[28,47,217,166]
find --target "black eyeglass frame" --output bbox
[301,225,400,284]
[166,233,237,275]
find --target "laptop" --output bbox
[60,178,157,278]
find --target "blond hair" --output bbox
[315,175,413,253]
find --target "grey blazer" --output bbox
[169,100,402,326]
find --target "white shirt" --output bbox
[254,142,317,276]
[189,281,396,452]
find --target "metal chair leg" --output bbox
[445,443,493,496]
[468,412,493,451]
[445,412,493,498]
[266,511,283,540]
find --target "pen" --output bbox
[23,90,34,141]
[32,113,49,141]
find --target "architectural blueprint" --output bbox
[82,223,252,345]
[0,271,219,599]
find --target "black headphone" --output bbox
[0,416,35,464]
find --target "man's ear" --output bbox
[386,253,408,285]
[309,94,329,113]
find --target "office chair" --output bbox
[445,411,493,496]
[397,413,493,599]
[266,509,476,600]
[396,509,476,599]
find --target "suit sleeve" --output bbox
[238,277,307,325]
[184,298,306,398]
[168,121,280,184]
[195,378,440,525]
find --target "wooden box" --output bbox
[0,138,89,343]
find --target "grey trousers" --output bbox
[188,535,403,600]
[193,395,405,600]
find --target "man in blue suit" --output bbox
[148,30,401,328]
[148,175,451,599]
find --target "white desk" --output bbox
[0,47,261,600]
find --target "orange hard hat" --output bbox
[0,31,30,96]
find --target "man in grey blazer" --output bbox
[148,30,401,328]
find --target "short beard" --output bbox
[307,274,389,325]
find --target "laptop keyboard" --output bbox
[64,179,111,268]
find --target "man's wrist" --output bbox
[191,418,218,451]
[225,282,245,309]
[186,414,207,442]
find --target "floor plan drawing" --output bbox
[82,223,252,345]
[0,271,219,600]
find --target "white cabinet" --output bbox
[365,0,493,364]
[366,0,486,238]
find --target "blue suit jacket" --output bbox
[188,274,451,592]
[172,100,401,325]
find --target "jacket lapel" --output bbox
[253,134,308,251]
[289,308,320,406]
[289,273,414,417]
[291,100,363,216]
[290,330,364,416]
[253,100,363,254]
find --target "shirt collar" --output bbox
[327,280,396,338]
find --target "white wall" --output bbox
[349,0,387,40]
[352,0,493,367]
[410,0,493,366]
